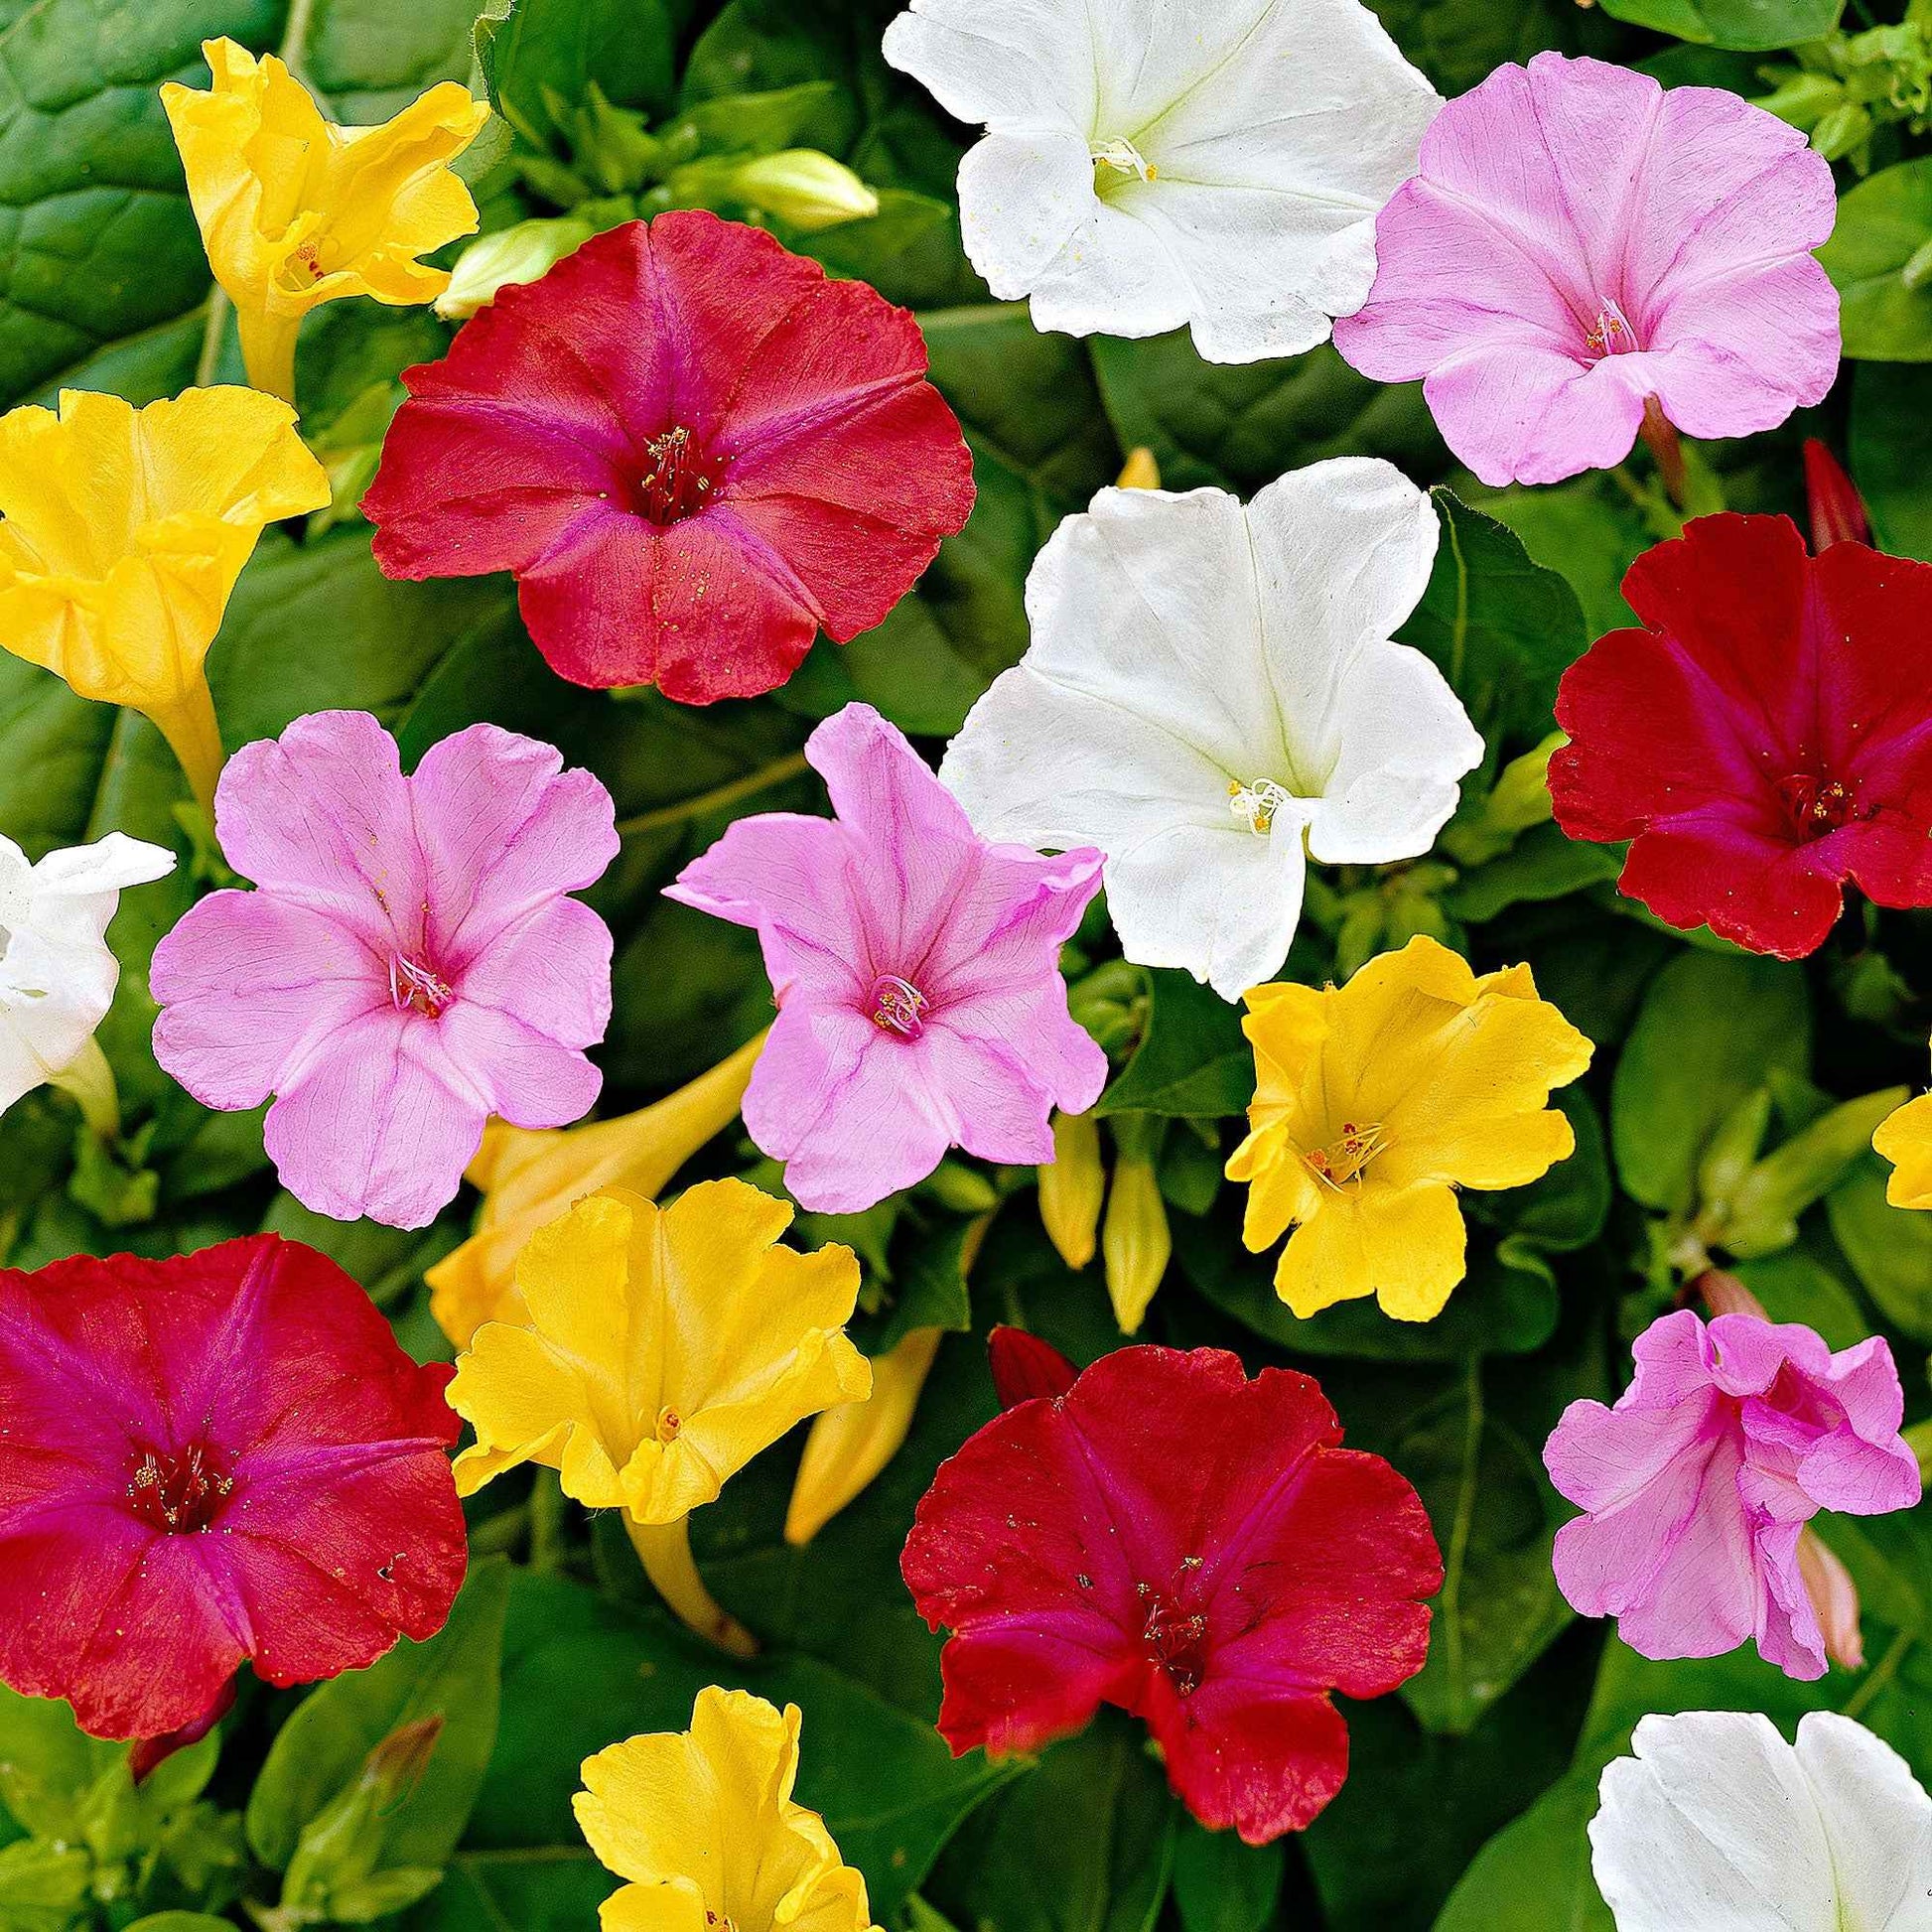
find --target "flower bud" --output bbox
[1797,1527,1863,1670]
[1038,1110,1105,1270]
[1116,446,1162,490]
[1803,438,1871,552]
[1103,1150,1170,1334]
[671,150,879,230]
[988,1325,1077,1410]
[435,215,595,320]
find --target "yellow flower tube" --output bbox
[427,1031,766,1346]
[162,40,489,400]
[448,1180,871,1653]
[576,1688,877,1932]
[0,386,328,812]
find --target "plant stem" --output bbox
[1640,397,1686,508]
[615,751,811,840]
[50,1036,121,1141]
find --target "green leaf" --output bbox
[0,1682,125,1841]
[1733,1251,1869,1350]
[1172,1818,1284,1932]
[1472,482,1645,640]
[1723,1087,1907,1260]
[246,1557,511,1873]
[403,1849,609,1931]
[1609,951,1810,1215]
[0,1838,91,1932]
[1098,971,1252,1121]
[1399,490,1588,769]
[1091,334,1445,498]
[1431,1769,1610,1932]
[1828,1155,1932,1342]
[122,1917,240,1932]
[1596,0,1841,48]
[1853,362,1932,560]
[924,1713,1176,1932]
[306,0,483,121]
[1446,823,1623,925]
[1821,157,1932,361]
[474,0,675,146]
[1366,0,1580,95]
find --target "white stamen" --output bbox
[1227,778,1294,837]
[1092,137,1158,184]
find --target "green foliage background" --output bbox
[2,0,1930,1928]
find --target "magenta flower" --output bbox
[1544,1310,1919,1681]
[665,703,1106,1213]
[1332,54,1840,486]
[152,710,619,1229]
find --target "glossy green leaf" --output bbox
[1098,971,1252,1120]
[1596,0,1842,49]
[1828,1155,1932,1343]
[1821,157,1932,361]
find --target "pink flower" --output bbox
[1544,1310,1920,1681]
[665,703,1106,1214]
[152,710,618,1229]
[1332,54,1839,486]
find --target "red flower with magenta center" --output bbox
[901,1342,1442,1843]
[362,211,975,703]
[1551,514,1932,957]
[0,1235,466,1741]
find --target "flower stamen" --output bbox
[869,973,927,1038]
[389,954,454,1019]
[1586,297,1637,357]
[1304,1120,1388,1189]
[1092,136,1158,185]
[1228,778,1294,837]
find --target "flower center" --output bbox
[1305,1120,1387,1189]
[1228,778,1295,837]
[1092,136,1158,190]
[632,425,727,525]
[1777,771,1868,840]
[389,954,454,1019]
[1137,1575,1208,1698]
[655,1405,683,1444]
[126,1439,235,1535]
[1585,297,1638,357]
[869,973,927,1039]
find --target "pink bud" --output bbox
[1696,1269,1769,1321]
[1803,439,1871,552]
[1797,1528,1863,1671]
[987,1326,1077,1410]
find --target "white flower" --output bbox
[881,0,1441,363]
[1589,1711,1932,1932]
[0,832,176,1113]
[938,459,1481,1001]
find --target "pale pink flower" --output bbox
[1544,1310,1919,1681]
[665,702,1106,1214]
[1332,53,1840,486]
[152,710,618,1229]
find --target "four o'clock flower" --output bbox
[576,1689,876,1932]
[941,463,1481,1003]
[162,40,489,400]
[1550,515,1932,958]
[884,0,1439,363]
[668,703,1108,1214]
[150,710,619,1230]
[1544,1309,1920,1681]
[0,832,176,1134]
[0,1235,466,1744]
[902,1342,1442,1844]
[363,214,975,706]
[1589,1712,1932,1932]
[1333,54,1840,486]
[1228,936,1592,1322]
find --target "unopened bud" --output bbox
[1116,447,1162,490]
[987,1325,1077,1409]
[1803,439,1871,552]
[1694,1268,1769,1321]
[1797,1528,1863,1670]
[436,216,595,320]
[1038,1110,1105,1270]
[1103,1153,1170,1334]
[674,150,879,230]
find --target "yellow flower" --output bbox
[427,1033,764,1346]
[162,40,490,400]
[1226,935,1592,1322]
[1874,1090,1932,1207]
[0,386,328,811]
[576,1688,875,1932]
[449,1179,870,1649]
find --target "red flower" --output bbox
[0,1235,466,1741]
[362,212,975,704]
[1551,514,1932,958]
[900,1344,1442,1844]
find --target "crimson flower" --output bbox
[362,212,975,703]
[901,1342,1441,1843]
[0,1235,466,1741]
[1551,514,1932,957]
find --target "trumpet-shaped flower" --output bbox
[1589,1712,1932,1932]
[576,1688,876,1932]
[1332,54,1840,486]
[939,466,1482,1002]
[448,1180,870,1647]
[425,1033,765,1346]
[1227,935,1591,1321]
[151,710,618,1230]
[362,214,975,705]
[883,0,1439,363]
[0,1234,466,1741]
[1545,1310,1920,1681]
[1551,515,1932,959]
[0,387,329,810]
[162,40,489,400]
[668,703,1108,1214]
[1874,1090,1932,1209]
[902,1343,1441,1843]
[0,832,176,1118]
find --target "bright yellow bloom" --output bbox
[1874,1090,1932,1207]
[162,40,489,400]
[576,1688,876,1932]
[427,1033,764,1346]
[0,386,328,811]
[449,1179,869,1649]
[1226,935,1592,1322]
